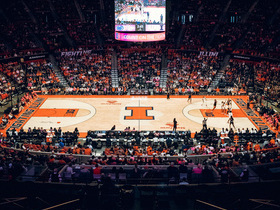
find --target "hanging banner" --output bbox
[199,51,219,57]
[60,50,92,57]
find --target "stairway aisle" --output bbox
[111,51,119,88]
[159,53,168,88]
[209,54,230,90]
[49,54,69,87]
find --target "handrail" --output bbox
[1,146,232,160]
[3,145,280,167]
[3,145,280,158]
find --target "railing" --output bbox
[3,145,280,164]
[2,146,229,164]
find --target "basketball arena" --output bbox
[0,0,280,209]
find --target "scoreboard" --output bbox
[115,0,166,42]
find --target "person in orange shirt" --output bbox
[147,146,153,155]
[75,147,81,154]
[247,141,253,151]
[148,149,154,155]
[162,148,168,154]
[216,87,220,94]
[234,134,239,146]
[113,145,119,155]
[201,145,206,152]
[254,143,261,152]
[59,158,66,165]
[181,88,185,94]
[104,148,111,156]
[49,156,55,164]
[84,147,92,155]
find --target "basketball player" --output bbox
[187,93,192,103]
[247,99,250,109]
[227,98,232,109]
[228,116,236,130]
[202,118,208,130]
[221,100,225,113]
[201,96,207,107]
[173,118,177,132]
[211,99,217,112]
[228,108,233,118]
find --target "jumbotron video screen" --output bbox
[115,0,166,42]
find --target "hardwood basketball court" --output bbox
[3,95,273,137]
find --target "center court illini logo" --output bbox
[124,107,154,120]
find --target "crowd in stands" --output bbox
[79,0,100,21]
[0,60,53,105]
[1,129,280,183]
[180,0,231,50]
[51,0,99,47]
[244,93,280,136]
[0,0,279,59]
[0,17,43,58]
[238,23,279,57]
[211,24,246,52]
[2,122,280,158]
[0,1,41,54]
[0,92,37,129]
[28,0,67,50]
[254,62,280,100]
[181,23,214,51]
[0,71,16,103]
[198,0,227,22]
[218,60,253,91]
[257,105,280,131]
[0,23,40,53]
[99,0,116,44]
[0,0,65,57]
[59,50,112,94]
[6,126,79,146]
[242,0,280,57]
[0,62,25,90]
[0,60,60,94]
[165,51,222,94]
[0,146,29,180]
[117,48,162,93]
[66,22,97,47]
[217,59,280,100]
[51,0,79,21]
[0,0,278,97]
[227,0,254,18]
